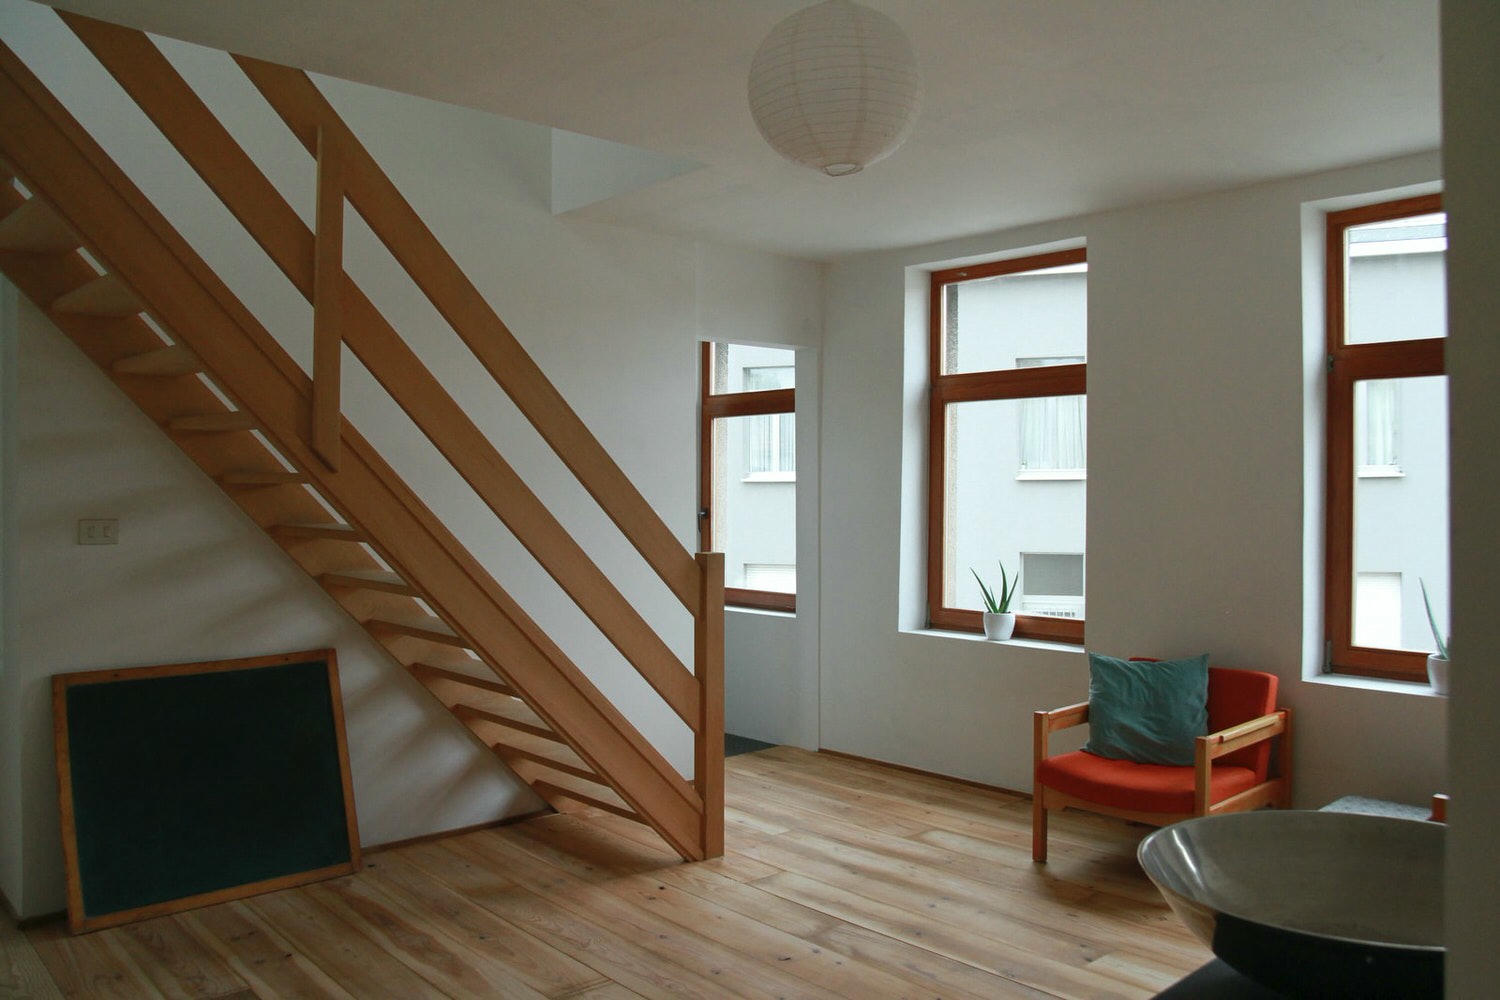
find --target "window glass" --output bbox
[943,398,1086,617]
[1351,375,1448,653]
[710,345,797,393]
[710,413,797,593]
[1344,213,1446,346]
[943,264,1086,375]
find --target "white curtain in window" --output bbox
[745,412,795,474]
[1359,380,1399,467]
[743,365,795,475]
[1020,396,1086,470]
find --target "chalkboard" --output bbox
[53,649,361,933]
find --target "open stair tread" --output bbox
[50,272,140,316]
[321,569,418,596]
[483,725,598,778]
[410,662,516,699]
[271,522,366,542]
[366,614,467,647]
[531,775,640,823]
[0,197,80,253]
[219,469,307,485]
[451,700,558,742]
[168,411,257,433]
[111,344,202,376]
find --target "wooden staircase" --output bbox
[0,14,723,861]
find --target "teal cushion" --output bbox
[1083,653,1209,766]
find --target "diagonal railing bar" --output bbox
[310,124,344,470]
[0,33,715,860]
[60,13,702,729]
[237,55,702,614]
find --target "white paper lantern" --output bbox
[747,0,922,177]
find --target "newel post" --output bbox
[694,551,725,858]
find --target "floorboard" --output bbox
[15,747,1209,998]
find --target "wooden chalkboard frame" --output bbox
[52,649,361,933]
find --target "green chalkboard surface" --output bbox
[53,649,360,933]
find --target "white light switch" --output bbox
[77,519,119,545]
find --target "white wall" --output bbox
[0,280,20,914]
[1441,1,1500,992]
[0,6,822,917]
[821,151,1448,804]
[0,292,538,918]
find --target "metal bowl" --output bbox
[1138,811,1444,999]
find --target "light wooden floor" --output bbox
[11,746,1209,999]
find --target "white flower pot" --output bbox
[1427,654,1449,696]
[982,612,1016,641]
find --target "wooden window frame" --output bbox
[1324,194,1445,681]
[927,248,1087,643]
[699,342,797,613]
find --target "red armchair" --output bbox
[1032,664,1292,862]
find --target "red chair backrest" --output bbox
[1207,667,1278,780]
[1128,659,1279,781]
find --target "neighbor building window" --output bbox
[1325,195,1447,680]
[742,365,795,478]
[1019,552,1085,619]
[700,343,796,612]
[928,248,1087,642]
[1017,357,1086,477]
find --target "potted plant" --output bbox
[972,564,1020,641]
[1421,579,1449,695]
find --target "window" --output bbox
[1019,552,1085,618]
[928,248,1087,642]
[742,366,795,478]
[1326,195,1447,680]
[700,343,796,612]
[1018,357,1086,477]
[1355,380,1401,476]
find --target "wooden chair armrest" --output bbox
[1193,708,1290,814]
[1033,701,1088,771]
[1037,701,1089,732]
[1199,708,1288,761]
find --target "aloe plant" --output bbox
[1420,578,1449,660]
[972,563,1020,614]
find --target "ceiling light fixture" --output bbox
[747,0,923,177]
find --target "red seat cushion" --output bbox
[1038,749,1258,815]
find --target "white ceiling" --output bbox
[38,0,1441,260]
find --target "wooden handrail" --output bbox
[59,14,701,728]
[0,38,713,859]
[234,53,701,612]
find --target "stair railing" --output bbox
[1,12,723,860]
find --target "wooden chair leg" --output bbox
[1032,792,1048,863]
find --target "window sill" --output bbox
[742,472,796,483]
[1016,469,1086,481]
[1303,671,1443,698]
[1356,466,1405,479]
[903,626,1084,654]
